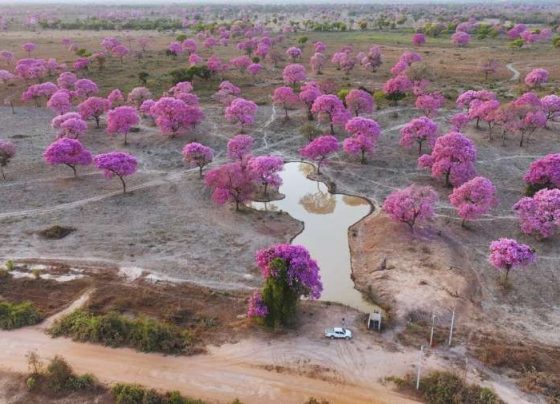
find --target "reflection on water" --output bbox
[251,162,375,313]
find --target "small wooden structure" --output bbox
[367,311,382,331]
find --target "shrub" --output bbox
[45,356,96,392]
[49,309,193,354]
[5,260,14,271]
[111,383,205,404]
[300,123,322,141]
[169,66,211,84]
[0,301,42,329]
[420,371,502,404]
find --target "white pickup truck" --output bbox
[325,327,352,340]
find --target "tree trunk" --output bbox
[329,122,334,135]
[360,149,366,164]
[418,140,423,156]
[445,170,451,187]
[66,164,77,177]
[0,166,5,180]
[95,116,100,128]
[124,132,128,146]
[307,108,314,121]
[119,176,127,194]
[198,165,203,178]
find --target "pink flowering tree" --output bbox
[127,87,152,108]
[299,81,322,121]
[311,94,346,134]
[106,106,140,145]
[513,188,560,240]
[204,161,255,211]
[452,31,471,47]
[524,153,560,195]
[272,86,299,120]
[382,185,438,231]
[94,151,138,193]
[215,81,241,106]
[524,68,548,88]
[488,238,536,282]
[449,176,497,226]
[400,116,438,155]
[43,138,92,177]
[151,97,203,138]
[282,64,306,88]
[182,142,214,178]
[418,131,477,187]
[450,112,470,132]
[51,113,88,139]
[415,93,445,117]
[286,47,302,62]
[343,117,381,164]
[74,79,98,98]
[47,90,72,115]
[227,134,254,164]
[361,46,383,73]
[248,155,284,198]
[383,75,412,106]
[541,95,560,127]
[78,97,110,128]
[22,82,58,107]
[225,98,258,132]
[300,135,339,174]
[412,33,426,46]
[139,99,155,119]
[22,42,36,56]
[0,139,16,180]
[310,52,326,74]
[345,89,374,116]
[523,153,560,195]
[250,244,322,327]
[107,89,125,108]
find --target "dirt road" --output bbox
[0,324,420,404]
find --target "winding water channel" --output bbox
[252,162,376,313]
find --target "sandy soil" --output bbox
[0,298,423,404]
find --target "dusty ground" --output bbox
[1,28,560,403]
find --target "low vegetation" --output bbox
[26,353,99,395]
[112,383,205,404]
[387,371,502,404]
[49,309,193,354]
[0,301,42,330]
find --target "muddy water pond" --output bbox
[252,162,376,313]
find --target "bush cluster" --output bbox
[112,383,205,404]
[27,355,97,394]
[0,301,42,330]
[49,309,193,354]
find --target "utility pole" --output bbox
[448,308,456,346]
[416,345,425,390]
[429,313,437,347]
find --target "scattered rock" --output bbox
[38,225,76,240]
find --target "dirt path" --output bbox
[506,63,520,81]
[0,326,419,404]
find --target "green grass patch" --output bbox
[49,309,194,354]
[0,300,42,330]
